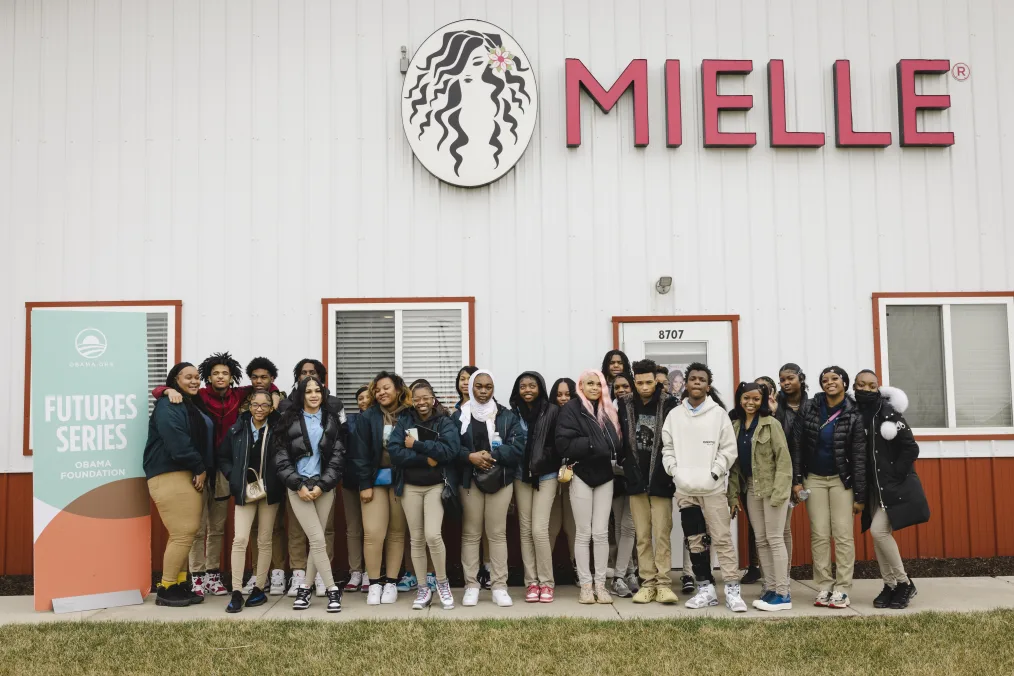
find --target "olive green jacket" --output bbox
[727,415,793,508]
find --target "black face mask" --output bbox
[854,390,880,407]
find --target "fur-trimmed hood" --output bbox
[877,386,910,440]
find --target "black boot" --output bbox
[873,584,894,609]
[889,580,917,609]
[741,567,762,585]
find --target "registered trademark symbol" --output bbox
[951,62,970,81]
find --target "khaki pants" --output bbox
[342,486,364,573]
[804,474,855,593]
[286,489,336,588]
[461,484,514,590]
[401,483,447,581]
[745,479,790,597]
[549,481,577,563]
[285,495,337,571]
[571,476,613,586]
[629,493,673,589]
[148,471,204,587]
[676,492,739,583]
[609,494,636,576]
[361,485,407,581]
[515,478,558,588]
[232,500,280,591]
[189,489,229,573]
[871,505,909,587]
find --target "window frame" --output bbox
[321,297,476,399]
[23,300,182,456]
[873,292,1014,441]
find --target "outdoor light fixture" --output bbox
[656,276,673,294]
[400,46,409,73]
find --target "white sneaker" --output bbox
[492,589,513,607]
[725,583,748,613]
[242,575,256,595]
[314,573,326,597]
[436,580,455,609]
[345,571,362,592]
[287,570,306,597]
[366,583,383,606]
[462,588,480,607]
[360,574,371,593]
[380,582,398,604]
[412,587,433,610]
[269,569,286,596]
[685,582,719,609]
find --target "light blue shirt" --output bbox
[250,418,262,443]
[296,410,324,478]
[685,398,705,415]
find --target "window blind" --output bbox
[952,304,1014,427]
[146,312,170,415]
[335,311,396,404]
[402,309,463,406]
[885,305,948,428]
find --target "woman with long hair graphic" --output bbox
[403,23,538,186]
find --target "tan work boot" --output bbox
[595,582,613,604]
[655,587,680,604]
[579,584,595,604]
[632,586,656,604]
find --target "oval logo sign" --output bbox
[402,20,539,188]
[75,328,108,359]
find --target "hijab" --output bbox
[460,369,498,438]
[576,370,621,436]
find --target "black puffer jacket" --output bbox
[273,408,345,492]
[618,388,679,497]
[775,390,809,442]
[859,387,929,533]
[555,398,621,488]
[790,392,867,505]
[218,411,284,505]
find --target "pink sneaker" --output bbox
[539,586,554,603]
[525,584,540,603]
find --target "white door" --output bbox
[618,318,739,572]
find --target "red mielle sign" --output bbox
[565,58,955,149]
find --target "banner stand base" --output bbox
[51,590,144,614]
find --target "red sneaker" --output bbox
[525,584,540,603]
[191,576,206,598]
[539,586,554,603]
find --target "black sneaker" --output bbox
[889,581,917,609]
[226,590,244,614]
[293,585,312,610]
[155,584,190,608]
[741,567,762,585]
[326,586,343,613]
[246,586,268,608]
[873,584,894,609]
[477,565,492,590]
[681,575,695,595]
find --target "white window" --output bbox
[877,295,1014,436]
[324,300,472,408]
[24,302,180,454]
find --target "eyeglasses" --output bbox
[250,403,273,410]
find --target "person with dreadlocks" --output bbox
[276,358,350,598]
[790,366,867,609]
[144,362,213,607]
[661,362,746,612]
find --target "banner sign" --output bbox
[31,310,151,611]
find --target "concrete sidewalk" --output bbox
[4,576,1014,624]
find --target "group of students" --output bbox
[142,349,929,614]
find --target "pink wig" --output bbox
[576,370,621,436]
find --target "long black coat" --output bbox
[790,392,867,505]
[555,398,621,488]
[859,387,930,532]
[273,408,345,492]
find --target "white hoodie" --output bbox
[661,397,737,497]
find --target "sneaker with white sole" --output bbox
[611,577,633,598]
[366,583,383,606]
[756,593,793,612]
[829,591,850,608]
[242,575,256,595]
[685,582,719,609]
[205,572,228,596]
[360,574,370,593]
[380,582,398,604]
[412,587,433,610]
[625,572,640,594]
[345,571,363,592]
[288,570,306,597]
[436,580,454,609]
[292,585,312,610]
[814,590,832,607]
[462,588,480,607]
[725,583,748,612]
[492,589,513,607]
[269,569,286,596]
[191,575,206,599]
[426,572,437,591]
[397,571,418,592]
[326,586,342,613]
[314,573,326,597]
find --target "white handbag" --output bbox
[244,425,269,503]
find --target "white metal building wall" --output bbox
[2,0,1012,472]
